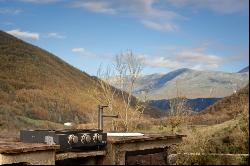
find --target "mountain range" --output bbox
[131,68,249,100]
[238,66,249,73]
[109,66,248,112]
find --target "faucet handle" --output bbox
[99,105,108,109]
[102,114,119,118]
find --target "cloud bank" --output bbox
[6,29,39,40]
[71,0,248,32]
[142,46,223,70]
[72,47,95,57]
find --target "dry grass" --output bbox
[167,104,249,165]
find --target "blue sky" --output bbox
[0,0,249,75]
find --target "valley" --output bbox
[0,0,249,164]
[0,31,248,165]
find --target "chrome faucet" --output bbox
[98,105,118,130]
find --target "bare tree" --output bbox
[135,86,151,120]
[166,80,189,133]
[89,50,145,132]
[168,97,188,133]
[88,65,117,124]
[114,51,144,131]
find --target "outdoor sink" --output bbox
[107,133,144,137]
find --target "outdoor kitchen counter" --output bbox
[0,134,186,165]
[0,138,59,165]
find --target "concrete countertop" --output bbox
[107,133,186,144]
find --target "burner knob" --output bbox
[81,134,91,143]
[68,134,78,144]
[93,133,102,142]
[98,134,103,142]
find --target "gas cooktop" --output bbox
[20,129,107,151]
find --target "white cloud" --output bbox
[47,32,66,39]
[175,51,222,65]
[165,0,249,14]
[71,0,248,33]
[21,0,248,14]
[72,1,116,14]
[20,0,59,4]
[6,29,39,40]
[71,0,179,32]
[72,47,85,54]
[0,8,22,14]
[72,47,95,57]
[144,56,182,69]
[120,0,178,19]
[71,0,179,19]
[142,46,223,70]
[141,20,178,32]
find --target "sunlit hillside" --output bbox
[0,31,161,136]
[191,84,249,125]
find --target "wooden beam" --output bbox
[119,138,182,152]
[56,150,106,160]
[0,150,56,165]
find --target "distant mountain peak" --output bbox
[175,68,192,72]
[167,68,193,74]
[154,68,192,87]
[238,66,249,73]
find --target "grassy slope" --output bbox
[0,31,161,135]
[168,84,249,164]
[0,30,99,126]
[171,107,249,164]
[191,84,249,125]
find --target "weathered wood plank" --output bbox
[56,150,106,160]
[0,140,59,154]
[119,138,182,152]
